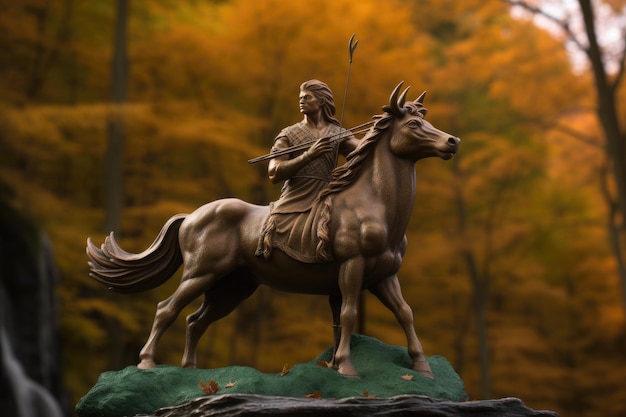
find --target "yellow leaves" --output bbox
[592,303,626,342]
[304,391,322,398]
[486,32,579,118]
[0,2,622,416]
[3,105,101,156]
[545,112,603,185]
[205,0,433,125]
[146,105,266,156]
[2,103,151,160]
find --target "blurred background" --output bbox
[1,0,625,416]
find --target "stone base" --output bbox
[77,334,551,417]
[152,394,559,417]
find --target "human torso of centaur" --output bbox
[271,122,344,215]
[256,122,348,263]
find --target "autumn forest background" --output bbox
[1,0,626,416]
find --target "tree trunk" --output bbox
[464,251,492,399]
[454,160,492,399]
[105,0,129,234]
[25,0,74,101]
[505,0,626,321]
[600,162,626,312]
[103,0,129,371]
[577,0,626,314]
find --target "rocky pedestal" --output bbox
[151,393,558,417]
[76,334,556,417]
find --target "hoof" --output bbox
[418,369,435,380]
[337,363,360,378]
[137,359,157,369]
[413,358,434,380]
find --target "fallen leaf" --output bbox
[316,361,329,368]
[280,363,290,376]
[225,381,237,388]
[305,391,322,398]
[363,391,379,398]
[401,374,414,381]
[199,379,219,394]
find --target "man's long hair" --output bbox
[300,79,341,126]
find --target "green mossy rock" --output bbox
[76,334,467,417]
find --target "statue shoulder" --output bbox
[274,123,308,146]
[278,123,306,137]
[329,123,348,134]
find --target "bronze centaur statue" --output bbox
[87,82,460,379]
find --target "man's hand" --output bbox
[305,136,334,160]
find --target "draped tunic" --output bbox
[256,122,347,263]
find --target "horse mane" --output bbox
[315,101,427,259]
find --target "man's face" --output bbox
[299,89,322,115]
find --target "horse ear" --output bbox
[384,81,405,115]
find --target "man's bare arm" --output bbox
[268,137,311,184]
[340,136,360,156]
[268,134,343,183]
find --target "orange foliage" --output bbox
[0,1,624,417]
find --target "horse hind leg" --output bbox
[138,272,221,369]
[181,298,209,368]
[182,270,258,368]
[369,275,434,379]
[137,198,255,369]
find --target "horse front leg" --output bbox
[369,274,433,379]
[327,294,341,368]
[334,256,364,377]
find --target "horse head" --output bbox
[384,82,460,161]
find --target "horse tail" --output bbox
[86,214,187,293]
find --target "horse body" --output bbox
[87,83,459,378]
[179,200,342,295]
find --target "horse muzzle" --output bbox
[440,136,460,159]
